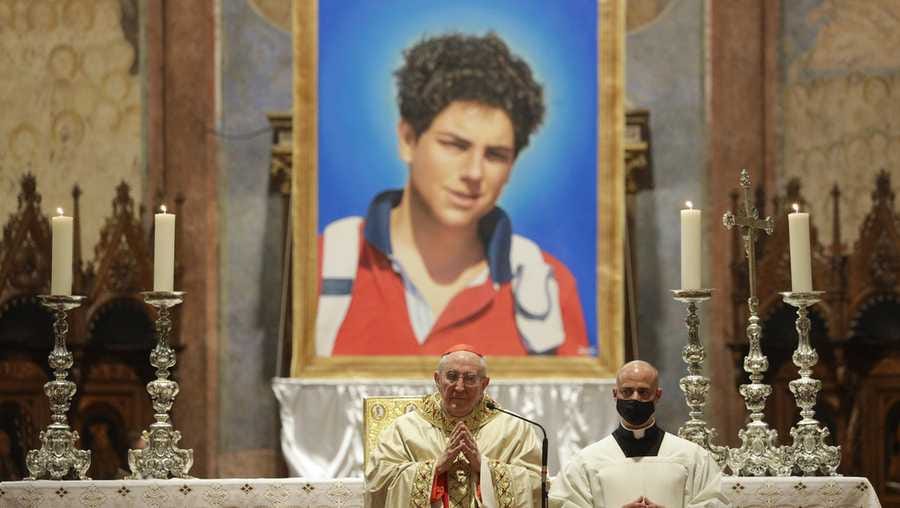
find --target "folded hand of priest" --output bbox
[453,422,481,474]
[436,422,481,475]
[622,495,665,508]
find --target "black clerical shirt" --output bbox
[612,424,665,457]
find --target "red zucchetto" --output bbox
[441,343,484,357]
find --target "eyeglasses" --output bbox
[443,371,482,387]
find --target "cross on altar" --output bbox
[722,168,790,476]
[722,169,774,302]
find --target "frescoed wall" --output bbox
[781,0,900,247]
[0,0,145,264]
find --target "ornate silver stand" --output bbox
[723,169,791,476]
[780,291,841,475]
[671,289,729,467]
[26,295,91,480]
[127,291,193,479]
[726,298,790,476]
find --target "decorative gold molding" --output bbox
[291,1,625,378]
[291,0,319,377]
[597,0,626,377]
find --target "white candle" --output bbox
[680,201,701,290]
[788,203,813,292]
[154,206,176,292]
[51,208,73,296]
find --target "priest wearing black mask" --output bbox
[550,361,728,508]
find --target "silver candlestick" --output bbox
[26,295,91,480]
[723,169,791,476]
[671,289,729,467]
[726,299,791,476]
[780,291,840,475]
[127,291,193,479]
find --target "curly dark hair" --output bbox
[395,32,545,155]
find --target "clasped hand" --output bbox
[623,496,664,508]
[435,422,481,475]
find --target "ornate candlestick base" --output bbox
[26,295,91,480]
[671,289,728,467]
[780,291,841,476]
[726,299,791,477]
[127,291,193,479]
[729,421,790,477]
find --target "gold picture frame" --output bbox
[291,0,625,378]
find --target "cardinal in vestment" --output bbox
[365,344,541,507]
[550,361,729,508]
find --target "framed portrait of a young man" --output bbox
[291,0,625,378]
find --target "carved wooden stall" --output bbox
[0,175,54,480]
[729,171,900,503]
[0,174,179,480]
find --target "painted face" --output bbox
[399,101,516,230]
[433,352,490,418]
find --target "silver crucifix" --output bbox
[722,169,790,476]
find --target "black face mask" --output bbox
[616,398,655,426]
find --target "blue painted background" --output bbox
[317,0,600,350]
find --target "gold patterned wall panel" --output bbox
[0,0,144,264]
[782,0,900,248]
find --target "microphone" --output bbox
[486,401,549,508]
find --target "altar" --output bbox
[0,476,881,507]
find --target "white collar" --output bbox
[619,416,656,439]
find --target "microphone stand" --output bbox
[486,401,548,508]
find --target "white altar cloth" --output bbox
[721,476,881,507]
[272,377,618,478]
[0,476,879,507]
[0,478,364,508]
